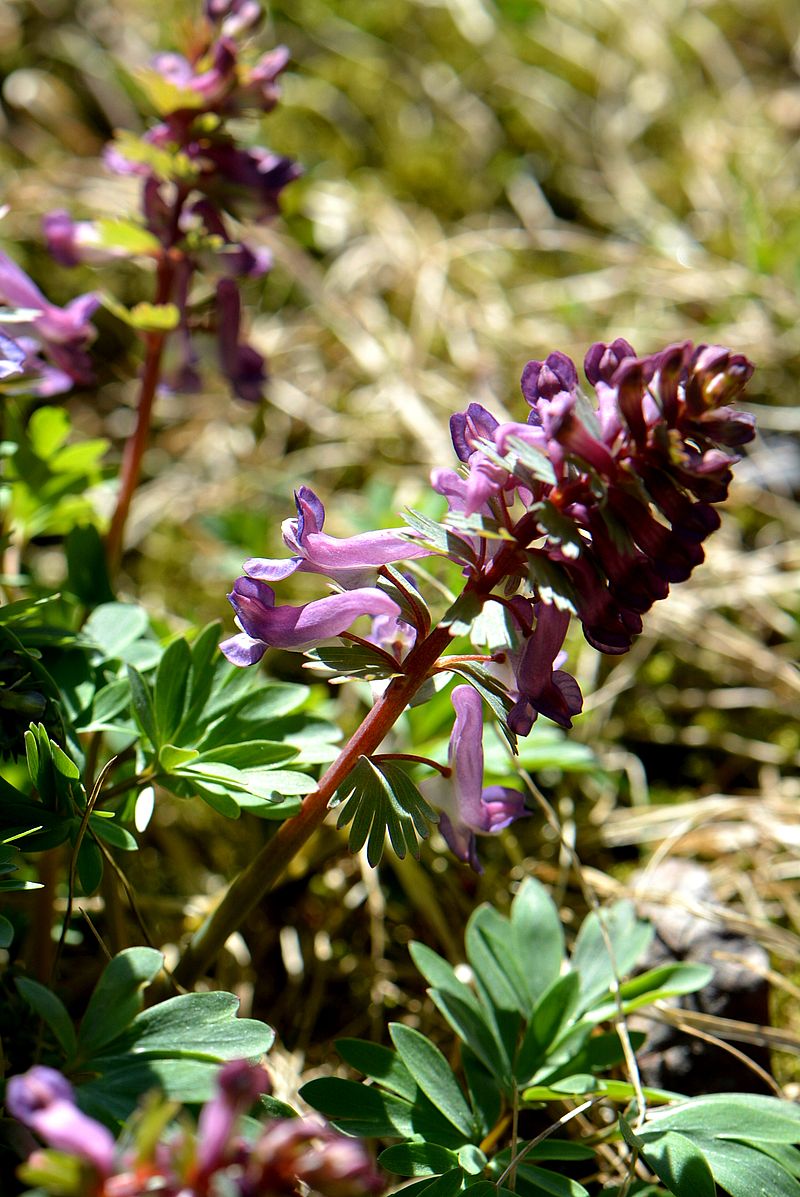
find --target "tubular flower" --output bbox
[430,685,529,873]
[6,1065,115,1177]
[220,575,402,665]
[244,486,432,588]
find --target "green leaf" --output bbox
[402,508,477,565]
[95,217,161,256]
[465,905,528,1016]
[305,643,401,681]
[570,900,653,1010]
[98,990,275,1059]
[89,814,137,851]
[628,1131,716,1197]
[154,637,192,743]
[76,947,164,1058]
[336,1038,419,1100]
[516,972,580,1082]
[582,962,714,1022]
[15,977,77,1056]
[411,1170,465,1197]
[641,1094,800,1144]
[76,836,103,894]
[380,1143,460,1177]
[127,666,158,749]
[301,1077,418,1139]
[83,603,149,661]
[159,744,200,771]
[510,878,565,1011]
[389,1023,476,1139]
[65,525,115,606]
[194,741,298,769]
[0,914,13,947]
[430,988,510,1083]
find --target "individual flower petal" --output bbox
[6,1066,115,1176]
[222,575,402,662]
[0,251,99,346]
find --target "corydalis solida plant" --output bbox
[174,336,756,985]
[45,0,300,567]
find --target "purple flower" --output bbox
[216,276,267,403]
[432,685,529,872]
[506,603,583,736]
[0,330,26,379]
[250,1116,384,1197]
[205,0,264,39]
[6,1066,115,1176]
[0,250,98,388]
[244,486,431,587]
[220,575,402,664]
[521,350,579,407]
[196,1059,271,1176]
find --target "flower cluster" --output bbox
[436,338,754,728]
[0,250,98,396]
[7,1061,384,1197]
[45,0,299,403]
[222,338,754,868]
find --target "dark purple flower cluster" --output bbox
[44,0,300,403]
[7,1061,384,1197]
[435,338,754,729]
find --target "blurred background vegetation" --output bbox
[1,0,799,1091]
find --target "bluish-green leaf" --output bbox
[336,1038,418,1100]
[83,603,149,661]
[634,1131,716,1197]
[510,879,565,1011]
[641,1093,800,1144]
[75,947,163,1058]
[570,901,653,1010]
[389,1024,476,1139]
[516,972,581,1083]
[76,836,103,894]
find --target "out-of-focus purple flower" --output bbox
[205,0,264,38]
[43,211,142,268]
[244,486,432,588]
[216,276,267,403]
[220,575,402,664]
[250,1116,384,1197]
[0,251,98,389]
[431,685,528,872]
[195,1059,271,1176]
[6,1066,115,1177]
[201,144,302,221]
[0,330,25,379]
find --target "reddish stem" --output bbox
[105,256,176,573]
[171,619,455,988]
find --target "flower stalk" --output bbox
[172,619,454,987]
